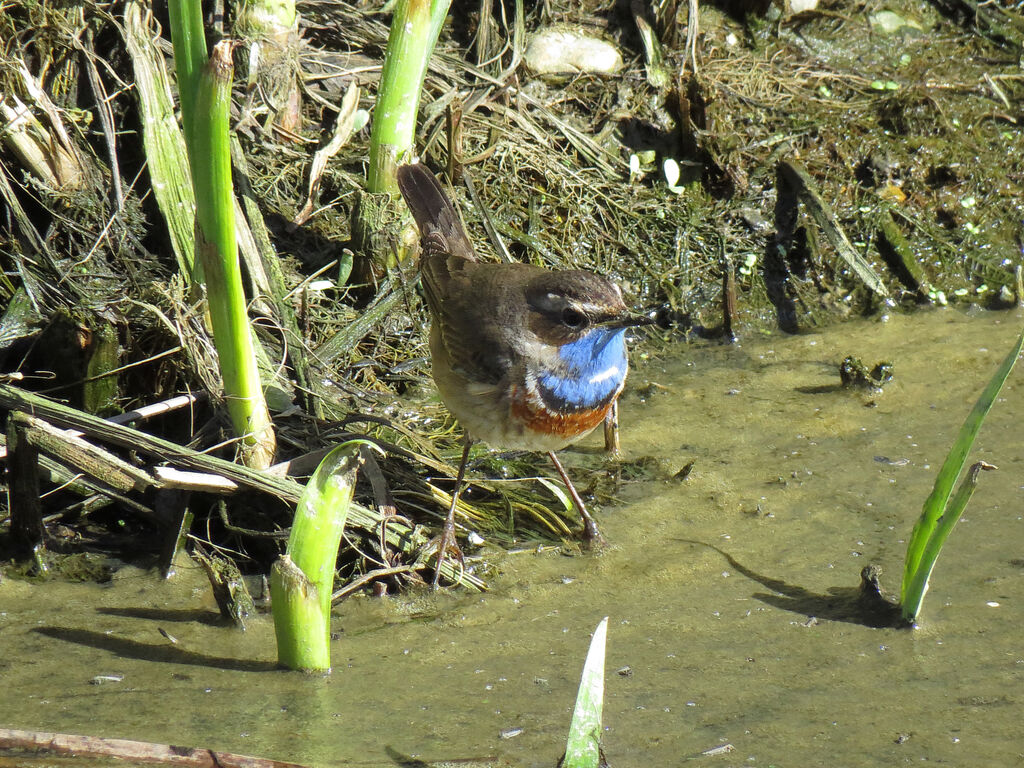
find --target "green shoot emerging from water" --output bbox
[271,442,371,671]
[561,617,607,768]
[900,329,1023,625]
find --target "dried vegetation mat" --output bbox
[0,0,1022,597]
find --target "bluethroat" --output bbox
[397,163,645,587]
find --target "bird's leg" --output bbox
[547,451,606,548]
[602,400,620,456]
[433,436,472,588]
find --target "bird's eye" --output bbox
[560,307,587,330]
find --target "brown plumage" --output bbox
[397,162,641,586]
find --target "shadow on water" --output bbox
[382,745,510,768]
[382,747,433,767]
[678,539,904,629]
[32,627,278,672]
[96,607,223,624]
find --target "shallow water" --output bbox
[3,309,1023,767]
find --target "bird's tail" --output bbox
[396,163,477,262]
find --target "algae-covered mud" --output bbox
[2,309,1022,766]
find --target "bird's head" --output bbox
[524,270,641,346]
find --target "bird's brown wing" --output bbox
[430,262,527,386]
[398,163,505,383]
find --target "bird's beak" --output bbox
[602,311,657,331]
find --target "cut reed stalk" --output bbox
[187,36,276,468]
[270,443,365,671]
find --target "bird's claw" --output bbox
[581,521,607,550]
[422,524,465,589]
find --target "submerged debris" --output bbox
[839,356,894,392]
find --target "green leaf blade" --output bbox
[900,330,1023,618]
[563,617,607,768]
[901,462,995,623]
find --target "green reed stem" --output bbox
[271,443,366,671]
[563,616,607,768]
[367,0,451,194]
[166,0,208,154]
[189,41,276,468]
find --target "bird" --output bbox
[396,162,646,587]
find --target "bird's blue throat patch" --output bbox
[537,327,627,411]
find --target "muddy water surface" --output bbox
[2,309,1023,767]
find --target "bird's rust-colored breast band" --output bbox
[509,384,613,440]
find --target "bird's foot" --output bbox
[422,519,465,589]
[580,516,607,550]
